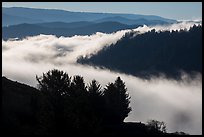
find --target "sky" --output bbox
[2,2,202,20]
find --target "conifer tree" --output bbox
[104,77,131,124]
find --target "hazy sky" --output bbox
[2,2,202,20]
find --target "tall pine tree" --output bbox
[104,77,131,124]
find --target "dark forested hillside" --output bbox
[78,25,202,79]
[2,76,39,134]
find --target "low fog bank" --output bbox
[133,20,202,33]
[2,62,202,135]
[2,21,202,134]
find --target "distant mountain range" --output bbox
[78,25,202,79]
[2,7,178,40]
[94,16,170,25]
[35,21,95,29]
[2,22,140,40]
[2,7,177,26]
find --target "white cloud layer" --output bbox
[2,21,202,135]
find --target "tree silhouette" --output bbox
[104,77,131,124]
[70,75,87,97]
[36,69,71,98]
[36,69,71,134]
[68,75,97,134]
[146,120,167,133]
[3,70,188,135]
[88,80,103,97]
[87,80,105,132]
[114,77,132,120]
[88,80,104,115]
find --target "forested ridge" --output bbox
[78,25,202,79]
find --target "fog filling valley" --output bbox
[2,21,202,134]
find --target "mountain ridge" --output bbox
[2,7,177,26]
[78,25,202,79]
[2,21,140,40]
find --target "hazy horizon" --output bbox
[2,2,202,20]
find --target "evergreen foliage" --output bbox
[2,69,188,135]
[78,25,202,79]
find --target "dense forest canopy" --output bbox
[78,25,202,79]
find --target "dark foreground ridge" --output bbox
[2,70,188,135]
